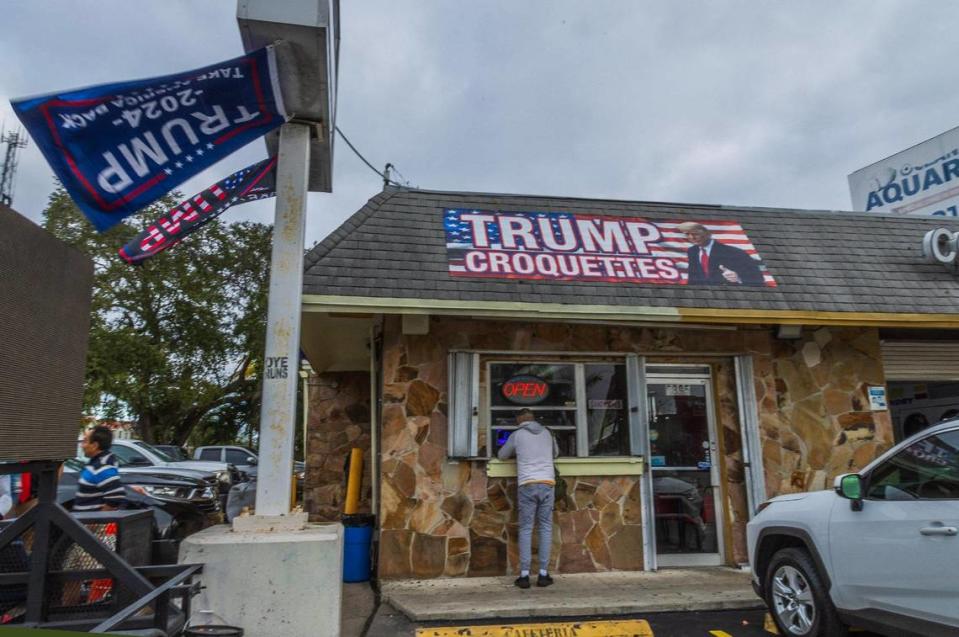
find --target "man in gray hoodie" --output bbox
[497,408,560,588]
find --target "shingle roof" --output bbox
[303,188,959,315]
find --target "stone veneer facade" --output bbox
[304,316,894,579]
[304,371,373,521]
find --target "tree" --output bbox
[43,187,272,446]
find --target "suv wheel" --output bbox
[765,547,846,637]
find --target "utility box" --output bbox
[237,0,339,193]
[0,204,93,462]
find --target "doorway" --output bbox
[645,368,724,567]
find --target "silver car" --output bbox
[748,420,959,636]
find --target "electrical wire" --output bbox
[334,125,413,188]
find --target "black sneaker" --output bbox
[514,575,530,589]
[537,573,554,587]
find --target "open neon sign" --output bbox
[502,376,550,405]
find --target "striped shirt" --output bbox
[73,451,125,511]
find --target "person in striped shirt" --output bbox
[74,426,126,512]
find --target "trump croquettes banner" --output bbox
[444,209,776,287]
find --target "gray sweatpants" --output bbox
[518,482,555,573]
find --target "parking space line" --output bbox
[415,619,654,636]
[763,613,779,635]
[708,631,734,637]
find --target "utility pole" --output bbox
[0,125,28,207]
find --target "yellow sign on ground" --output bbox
[416,619,654,637]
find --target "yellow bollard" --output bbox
[291,472,298,509]
[344,448,363,514]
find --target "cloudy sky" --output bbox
[2,1,959,247]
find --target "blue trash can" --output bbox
[342,514,374,582]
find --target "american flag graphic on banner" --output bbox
[444,209,777,287]
[119,156,277,265]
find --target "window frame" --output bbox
[485,358,629,459]
[225,448,253,465]
[865,427,959,501]
[112,444,152,466]
[198,448,222,462]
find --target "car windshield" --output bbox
[132,440,173,462]
[63,457,85,472]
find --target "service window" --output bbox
[488,361,630,458]
[584,363,630,457]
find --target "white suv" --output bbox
[748,420,959,637]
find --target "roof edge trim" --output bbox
[302,294,679,321]
[679,307,959,328]
[302,294,959,328]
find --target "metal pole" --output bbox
[255,122,310,517]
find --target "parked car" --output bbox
[59,458,221,559]
[153,444,190,461]
[199,445,308,516]
[748,419,959,637]
[109,439,244,508]
[193,445,306,482]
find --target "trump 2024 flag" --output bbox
[11,47,286,231]
[119,156,277,265]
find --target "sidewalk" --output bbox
[379,568,762,622]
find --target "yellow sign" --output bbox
[416,619,653,637]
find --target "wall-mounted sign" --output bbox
[922,228,959,270]
[444,209,776,287]
[501,375,550,405]
[868,386,888,411]
[849,125,959,217]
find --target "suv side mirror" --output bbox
[835,473,864,511]
[246,457,257,465]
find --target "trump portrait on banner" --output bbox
[678,222,765,286]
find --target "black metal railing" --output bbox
[0,461,203,635]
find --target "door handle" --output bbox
[920,526,958,536]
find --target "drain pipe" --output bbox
[369,322,379,517]
[299,361,312,464]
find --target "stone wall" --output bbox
[378,317,760,578]
[759,327,894,496]
[380,467,644,578]
[309,316,893,578]
[304,371,373,522]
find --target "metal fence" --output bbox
[1,511,152,625]
[0,462,202,634]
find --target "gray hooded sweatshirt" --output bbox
[497,420,560,485]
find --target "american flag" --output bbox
[119,156,277,265]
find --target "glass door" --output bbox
[646,374,724,566]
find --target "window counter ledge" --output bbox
[486,457,644,478]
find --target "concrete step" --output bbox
[381,567,764,622]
